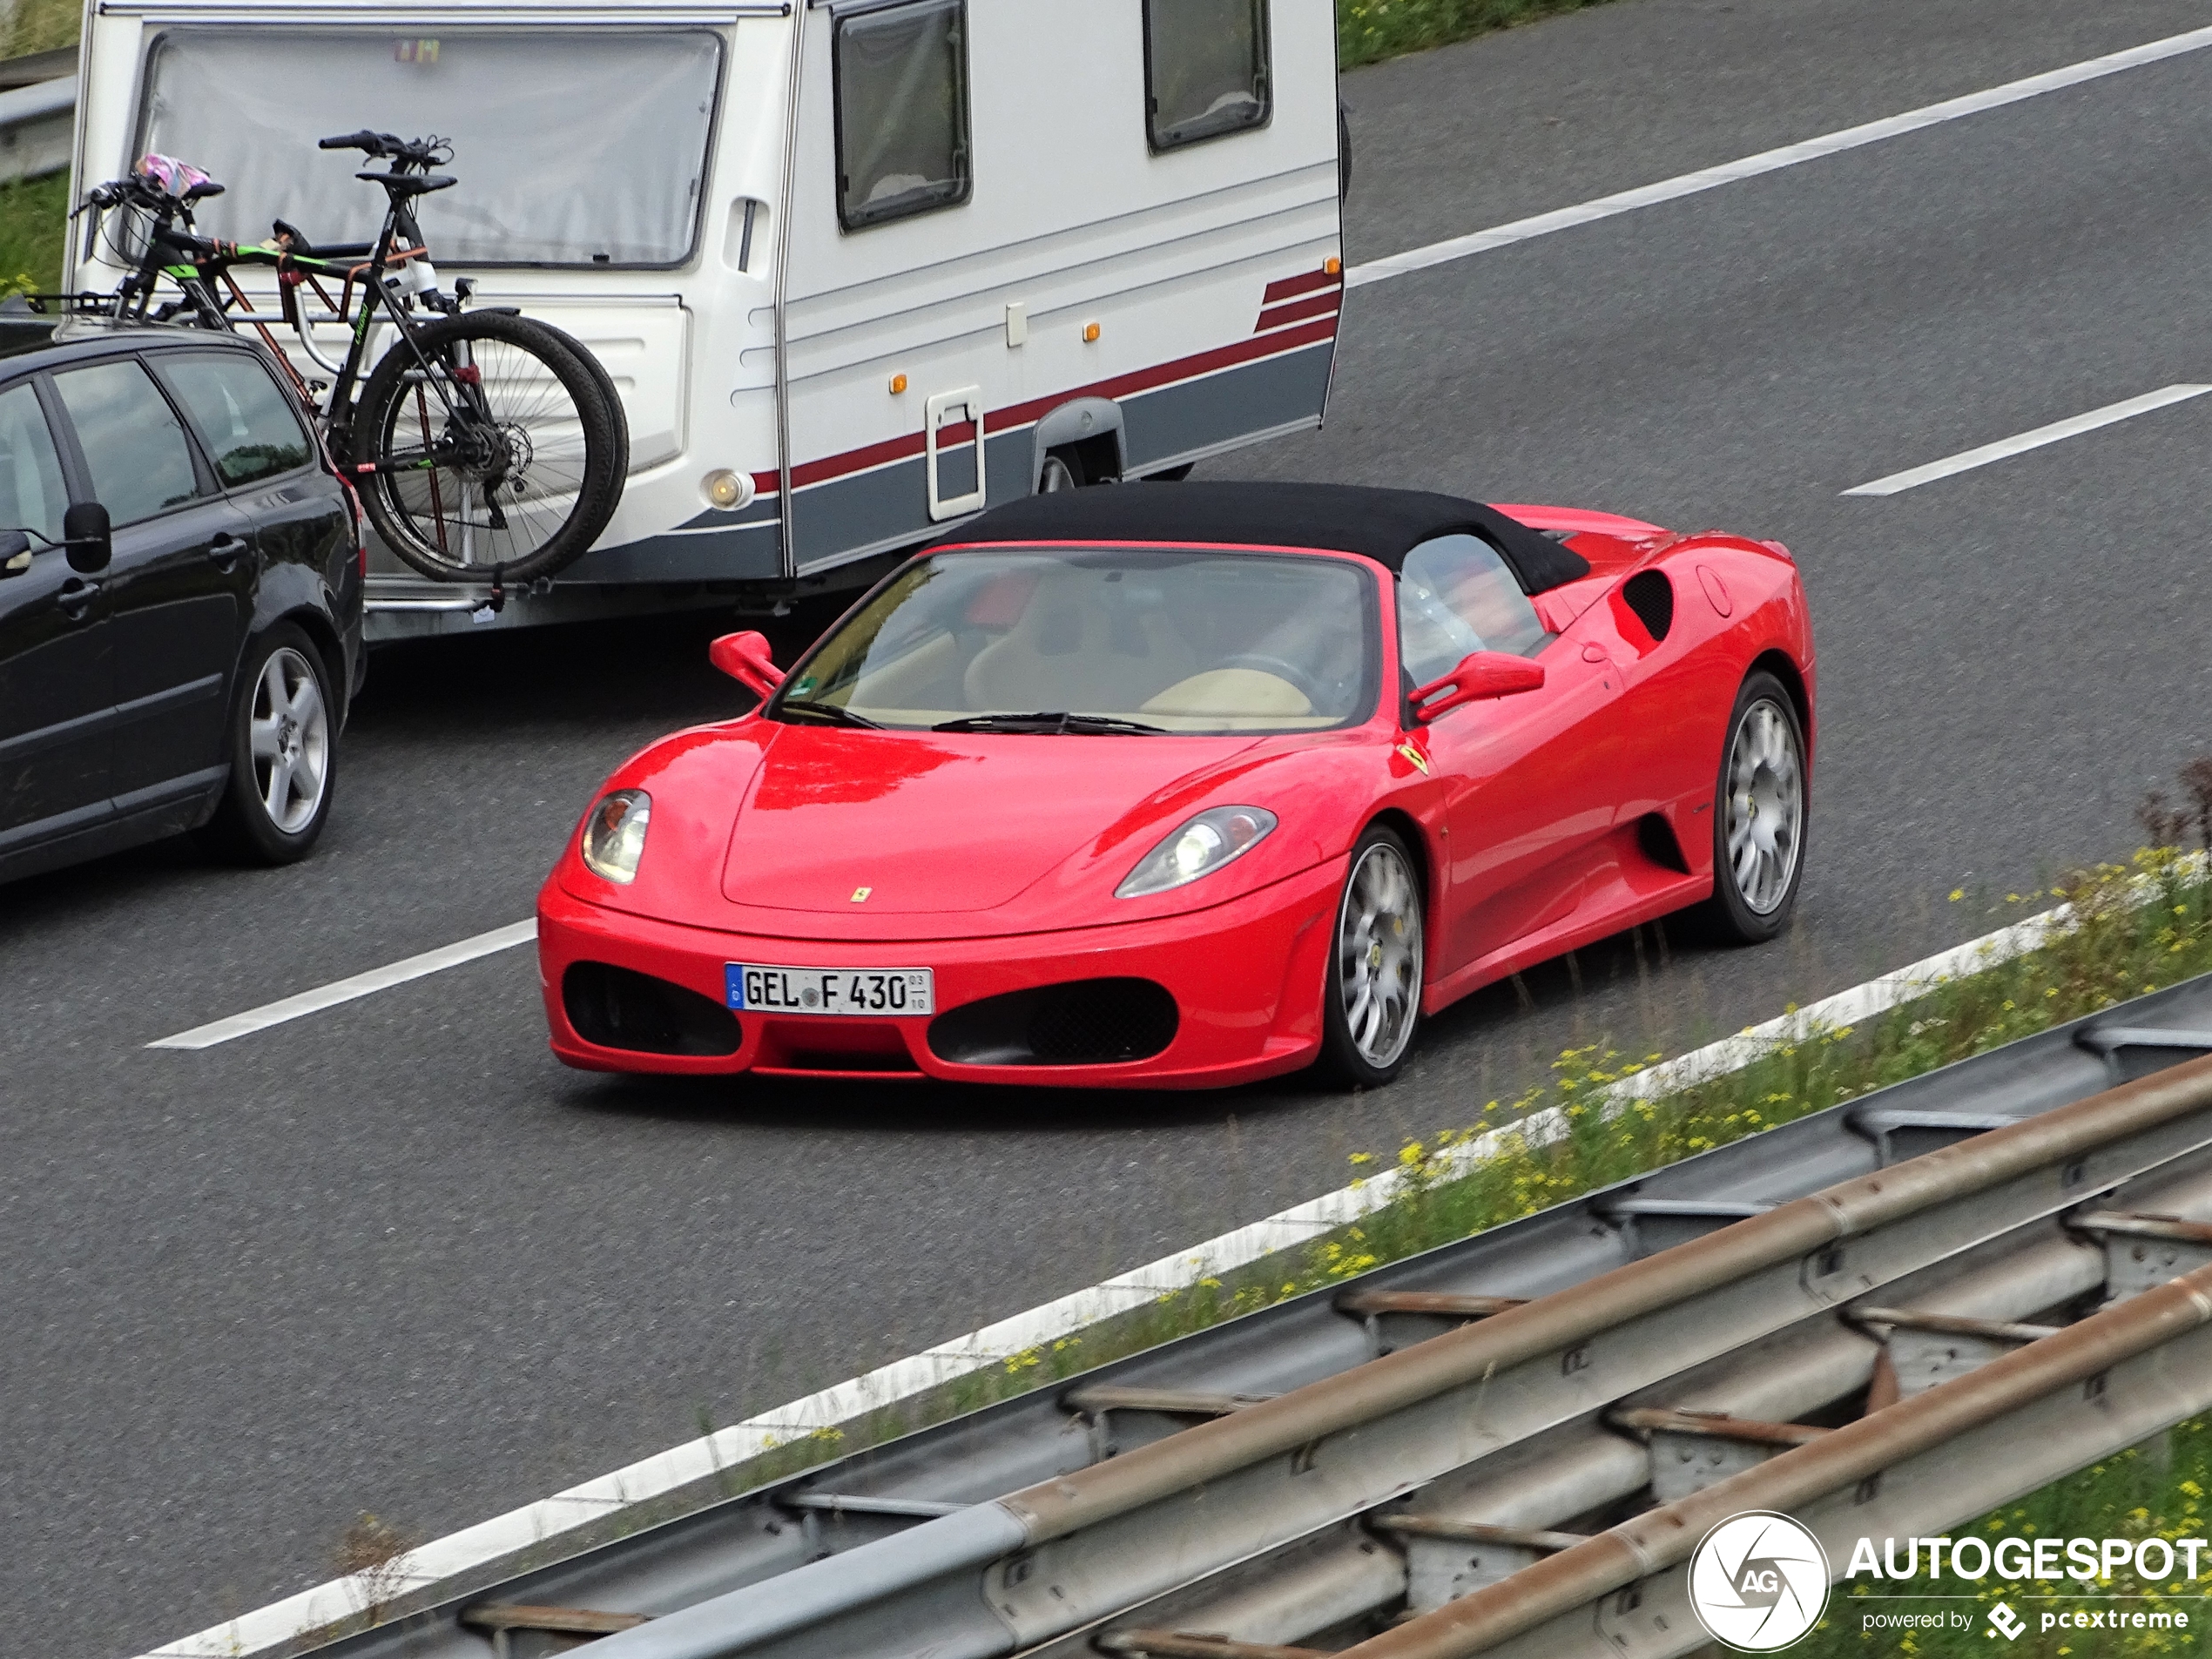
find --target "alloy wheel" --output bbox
[248,645,330,835]
[1723,697,1804,914]
[1337,840,1423,1069]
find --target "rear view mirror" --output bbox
[709,630,784,698]
[1411,651,1545,724]
[0,529,30,576]
[63,502,111,574]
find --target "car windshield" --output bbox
[774,547,1379,733]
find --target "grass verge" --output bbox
[2,0,78,59]
[0,171,68,294]
[1803,1418,2212,1656]
[1338,0,1623,69]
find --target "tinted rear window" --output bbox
[158,352,312,487]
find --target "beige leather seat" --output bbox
[1143,667,1312,718]
[963,567,1197,712]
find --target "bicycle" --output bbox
[71,137,627,586]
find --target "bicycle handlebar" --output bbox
[318,130,451,169]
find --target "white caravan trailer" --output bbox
[67,0,1345,638]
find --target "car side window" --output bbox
[1143,0,1271,152]
[0,381,67,548]
[833,0,972,231]
[52,360,202,526]
[1398,534,1551,685]
[157,353,312,489]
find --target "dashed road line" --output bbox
[1346,24,2212,289]
[147,920,537,1050]
[1841,384,2212,496]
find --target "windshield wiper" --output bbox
[932,711,1168,736]
[777,698,884,730]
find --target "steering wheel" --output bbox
[1212,653,1327,706]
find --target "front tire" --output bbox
[1689,671,1807,943]
[1319,826,1425,1087]
[200,624,337,866]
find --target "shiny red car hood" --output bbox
[718,724,1264,916]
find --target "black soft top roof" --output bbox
[930,481,1590,594]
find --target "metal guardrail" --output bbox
[307,971,2212,1659]
[0,71,72,181]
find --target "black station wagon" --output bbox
[0,314,363,884]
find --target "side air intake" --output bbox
[563,962,742,1056]
[930,979,1179,1066]
[1622,570,1675,642]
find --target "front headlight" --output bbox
[1116,806,1278,899]
[580,789,651,884]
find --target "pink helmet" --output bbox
[137,153,216,197]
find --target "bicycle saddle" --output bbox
[354,172,457,196]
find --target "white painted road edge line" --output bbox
[143,891,2114,1658]
[1841,384,2212,496]
[1345,24,2212,289]
[147,921,538,1050]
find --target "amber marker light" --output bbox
[702,469,753,510]
[1325,256,1342,276]
[889,373,908,394]
[1082,322,1101,342]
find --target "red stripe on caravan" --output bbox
[780,317,1340,493]
[1253,291,1342,334]
[1261,267,1342,304]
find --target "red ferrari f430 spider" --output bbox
[537,483,1813,1089]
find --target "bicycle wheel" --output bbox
[535,318,631,486]
[351,310,624,583]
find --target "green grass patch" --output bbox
[1802,1420,2212,1656]
[1337,0,1623,69]
[0,170,69,295]
[2,0,79,59]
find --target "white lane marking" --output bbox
[1346,24,2212,289]
[147,921,537,1050]
[1841,384,2212,496]
[138,881,2143,1659]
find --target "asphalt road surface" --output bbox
[8,1,2212,1652]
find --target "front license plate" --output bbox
[726,964,935,1017]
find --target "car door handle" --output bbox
[57,577,100,620]
[207,533,251,570]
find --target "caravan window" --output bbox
[1143,0,1271,152]
[833,0,972,231]
[133,30,722,267]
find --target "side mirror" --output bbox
[64,502,111,574]
[709,630,784,698]
[1410,651,1545,724]
[0,528,30,576]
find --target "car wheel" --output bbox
[1690,671,1806,944]
[201,623,337,866]
[1320,825,1425,1087]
